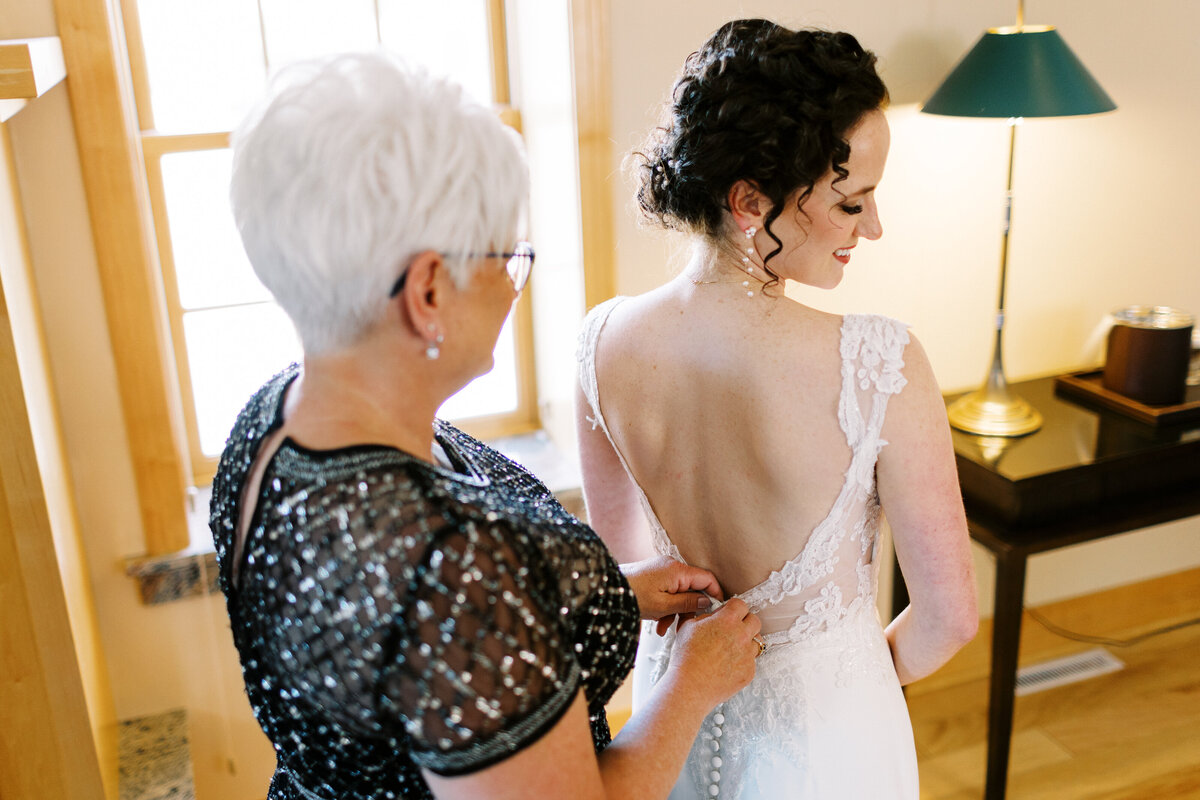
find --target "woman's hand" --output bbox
[665,598,761,708]
[621,555,725,635]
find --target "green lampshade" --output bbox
[922,26,1116,118]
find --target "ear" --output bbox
[395,250,445,341]
[727,180,771,230]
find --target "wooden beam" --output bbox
[486,0,511,106]
[0,37,66,98]
[569,0,617,308]
[0,37,67,122]
[51,0,190,553]
[0,123,113,800]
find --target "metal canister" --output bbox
[1102,305,1194,405]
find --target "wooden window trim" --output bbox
[569,0,617,309]
[53,0,191,554]
[140,131,233,486]
[461,0,540,442]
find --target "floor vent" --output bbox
[1015,647,1125,696]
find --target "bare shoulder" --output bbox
[594,283,866,370]
[590,285,683,355]
[788,303,844,342]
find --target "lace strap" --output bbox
[837,314,911,449]
[576,297,625,428]
[575,298,682,562]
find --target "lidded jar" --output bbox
[1102,305,1194,405]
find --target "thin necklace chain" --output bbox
[687,259,770,297]
[691,268,763,293]
[688,226,771,297]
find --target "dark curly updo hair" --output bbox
[635,20,888,282]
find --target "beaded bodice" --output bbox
[210,365,639,799]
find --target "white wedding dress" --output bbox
[578,297,919,799]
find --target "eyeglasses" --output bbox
[501,241,536,293]
[388,242,536,298]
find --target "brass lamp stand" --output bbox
[945,122,1042,436]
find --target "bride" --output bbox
[576,20,978,799]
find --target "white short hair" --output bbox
[230,52,529,354]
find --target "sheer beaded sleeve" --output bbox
[390,520,582,776]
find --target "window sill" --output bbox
[118,708,195,800]
[125,430,584,606]
[124,547,218,606]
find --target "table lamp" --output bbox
[921,1,1116,436]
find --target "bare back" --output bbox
[584,278,859,596]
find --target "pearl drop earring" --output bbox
[424,324,443,360]
[743,226,758,295]
[743,226,757,276]
[425,334,444,360]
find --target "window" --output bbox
[56,0,608,552]
[121,0,539,485]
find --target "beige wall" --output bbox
[605,0,1200,611]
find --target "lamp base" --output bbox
[947,387,1043,437]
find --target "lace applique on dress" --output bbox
[729,316,910,643]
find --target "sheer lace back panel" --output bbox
[578,302,910,644]
[739,313,910,645]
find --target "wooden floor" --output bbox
[605,568,1200,797]
[907,567,1200,800]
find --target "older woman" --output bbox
[577,20,978,798]
[210,53,762,800]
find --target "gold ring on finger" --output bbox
[753,634,767,658]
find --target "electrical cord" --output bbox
[1025,606,1200,648]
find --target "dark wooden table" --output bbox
[892,374,1200,799]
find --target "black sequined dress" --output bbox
[210,366,639,799]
